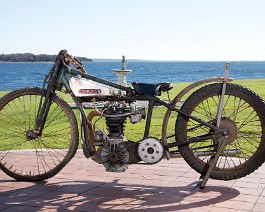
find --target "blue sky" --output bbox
[1,0,264,60]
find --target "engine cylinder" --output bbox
[105,116,126,138]
[104,102,127,139]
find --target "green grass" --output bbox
[234,78,265,98]
[0,92,74,151]
[0,78,264,150]
[1,78,265,100]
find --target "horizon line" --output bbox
[92,58,265,62]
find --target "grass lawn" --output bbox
[1,78,264,100]
[0,78,264,147]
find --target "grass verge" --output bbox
[0,78,264,146]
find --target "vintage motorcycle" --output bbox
[0,50,265,188]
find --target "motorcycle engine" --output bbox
[94,102,141,172]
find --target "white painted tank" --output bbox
[69,75,123,97]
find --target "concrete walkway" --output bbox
[1,151,265,211]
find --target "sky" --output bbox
[0,0,265,61]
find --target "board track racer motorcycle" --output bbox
[0,50,265,188]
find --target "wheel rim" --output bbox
[185,93,263,170]
[0,91,73,178]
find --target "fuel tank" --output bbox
[69,75,123,97]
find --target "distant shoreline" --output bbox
[0,53,92,62]
[1,60,265,63]
[0,61,54,63]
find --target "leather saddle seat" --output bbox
[132,82,173,96]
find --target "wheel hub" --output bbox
[25,130,38,140]
[219,118,238,145]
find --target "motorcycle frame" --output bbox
[35,52,232,159]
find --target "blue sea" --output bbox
[0,61,264,91]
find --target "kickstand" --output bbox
[198,137,227,189]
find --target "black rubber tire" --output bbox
[175,83,265,180]
[0,88,79,181]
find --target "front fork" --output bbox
[31,88,54,138]
[31,62,60,137]
[25,88,54,140]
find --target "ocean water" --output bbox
[0,61,264,91]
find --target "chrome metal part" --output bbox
[138,138,164,163]
[101,142,129,172]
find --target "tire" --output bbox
[0,88,79,181]
[175,83,265,180]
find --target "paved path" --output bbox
[1,151,265,211]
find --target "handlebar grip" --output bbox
[64,52,78,67]
[63,52,87,74]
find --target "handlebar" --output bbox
[63,51,87,74]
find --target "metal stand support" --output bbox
[199,62,230,188]
[199,137,227,188]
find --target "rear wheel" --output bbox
[0,88,78,181]
[176,83,265,180]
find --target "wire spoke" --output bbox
[0,89,76,180]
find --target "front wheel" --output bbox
[0,88,79,181]
[175,83,265,180]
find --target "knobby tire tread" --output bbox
[175,83,265,180]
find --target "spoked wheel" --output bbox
[0,88,78,181]
[176,83,265,180]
